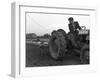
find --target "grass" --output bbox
[26,43,83,67]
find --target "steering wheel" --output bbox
[81,26,86,30]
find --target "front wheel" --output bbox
[80,44,89,64]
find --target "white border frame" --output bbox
[11,2,96,78]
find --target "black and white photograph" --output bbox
[11,2,97,78]
[25,12,90,67]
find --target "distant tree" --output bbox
[26,33,37,39]
[43,33,51,38]
[31,33,37,39]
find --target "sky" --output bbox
[26,13,90,36]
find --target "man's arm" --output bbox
[76,22,81,30]
[68,24,72,32]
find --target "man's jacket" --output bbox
[68,21,81,33]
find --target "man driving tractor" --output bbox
[68,17,82,47]
[48,17,89,63]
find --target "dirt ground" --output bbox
[26,43,87,67]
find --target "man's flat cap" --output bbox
[68,17,74,21]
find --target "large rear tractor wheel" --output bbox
[80,44,89,64]
[49,30,67,60]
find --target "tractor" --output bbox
[48,26,89,64]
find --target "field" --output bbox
[26,43,83,67]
